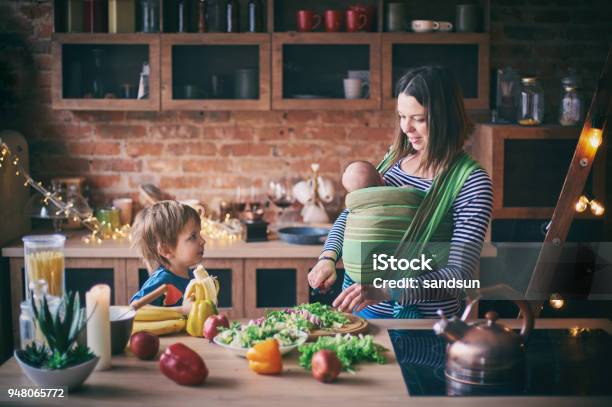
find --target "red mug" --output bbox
[324,10,344,32]
[297,10,322,32]
[346,9,367,32]
[350,4,376,32]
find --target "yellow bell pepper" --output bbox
[246,339,283,375]
[186,299,217,337]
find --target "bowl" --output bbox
[110,305,136,355]
[277,227,330,245]
[15,350,99,391]
[213,331,309,358]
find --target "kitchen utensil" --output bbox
[308,313,368,340]
[109,305,136,354]
[277,227,329,245]
[115,284,172,321]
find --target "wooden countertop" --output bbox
[1,318,610,406]
[1,230,498,259]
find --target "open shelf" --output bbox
[272,32,381,110]
[51,34,160,110]
[382,32,489,110]
[161,33,270,110]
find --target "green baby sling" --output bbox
[342,151,480,318]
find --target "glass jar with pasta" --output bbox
[22,234,66,300]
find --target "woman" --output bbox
[308,66,493,318]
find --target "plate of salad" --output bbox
[213,322,309,357]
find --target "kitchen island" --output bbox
[1,318,610,406]
[2,231,498,347]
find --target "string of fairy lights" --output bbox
[1,138,242,243]
[0,139,130,244]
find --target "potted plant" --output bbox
[14,292,99,390]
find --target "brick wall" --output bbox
[2,0,611,214]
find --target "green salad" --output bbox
[216,322,305,348]
[298,334,387,372]
[216,303,350,349]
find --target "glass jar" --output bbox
[518,77,544,126]
[207,0,227,32]
[90,48,106,98]
[22,235,66,301]
[559,85,583,126]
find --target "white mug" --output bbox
[437,21,453,32]
[343,78,367,99]
[411,20,439,32]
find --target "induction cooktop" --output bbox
[389,328,612,397]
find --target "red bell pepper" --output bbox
[159,343,208,386]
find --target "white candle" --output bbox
[86,284,111,371]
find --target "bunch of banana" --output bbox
[184,265,219,304]
[132,319,186,336]
[133,305,186,336]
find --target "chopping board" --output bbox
[307,313,369,341]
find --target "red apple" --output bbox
[130,331,160,360]
[311,349,342,383]
[203,314,230,341]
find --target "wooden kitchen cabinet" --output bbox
[272,32,381,110]
[51,34,161,111]
[161,33,271,110]
[244,258,312,318]
[50,1,491,111]
[382,33,490,110]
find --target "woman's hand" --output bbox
[332,283,391,313]
[308,259,337,293]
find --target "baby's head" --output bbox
[342,161,384,193]
[131,200,203,270]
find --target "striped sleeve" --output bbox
[395,169,494,305]
[322,209,348,258]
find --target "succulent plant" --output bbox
[20,291,94,369]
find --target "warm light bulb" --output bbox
[549,293,565,309]
[575,195,589,212]
[590,199,605,216]
[589,128,603,149]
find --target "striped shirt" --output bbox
[324,158,493,318]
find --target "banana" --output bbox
[132,318,186,336]
[135,305,184,322]
[185,265,219,305]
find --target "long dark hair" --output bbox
[386,66,473,176]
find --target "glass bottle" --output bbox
[197,0,206,32]
[559,85,583,126]
[247,0,263,33]
[19,301,35,349]
[139,0,160,32]
[226,0,239,32]
[206,0,225,32]
[518,77,544,126]
[177,0,197,33]
[91,48,106,98]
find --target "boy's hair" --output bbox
[131,200,201,269]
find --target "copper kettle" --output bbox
[433,286,535,387]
